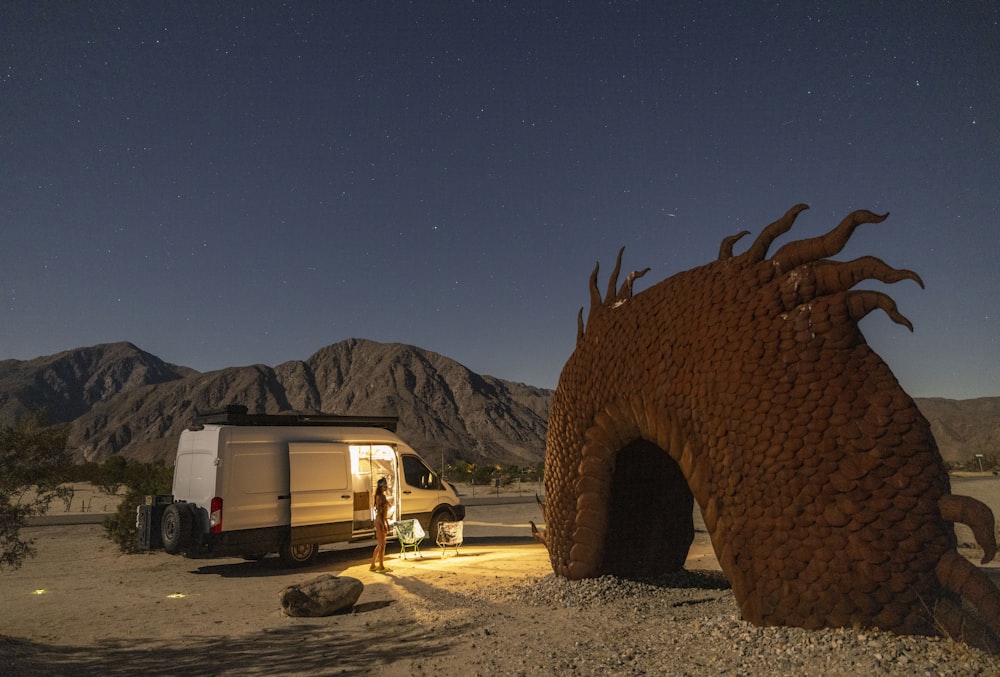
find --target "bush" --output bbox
[103,460,173,553]
[95,455,128,495]
[0,412,72,570]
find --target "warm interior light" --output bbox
[33,589,46,595]
[167,593,187,599]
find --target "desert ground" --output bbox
[2,476,999,676]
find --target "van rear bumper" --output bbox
[190,526,285,558]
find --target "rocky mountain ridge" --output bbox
[0,339,551,466]
[916,396,1000,469]
[1,340,996,468]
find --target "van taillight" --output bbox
[210,497,223,533]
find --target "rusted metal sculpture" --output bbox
[540,205,1000,651]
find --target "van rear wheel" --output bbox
[161,503,192,555]
[279,541,318,567]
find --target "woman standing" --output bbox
[369,477,392,573]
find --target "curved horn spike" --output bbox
[577,307,585,343]
[605,247,626,304]
[718,230,750,260]
[617,268,651,300]
[846,290,914,331]
[739,204,810,264]
[771,209,889,273]
[940,494,997,564]
[813,256,925,297]
[588,261,601,312]
[530,520,547,545]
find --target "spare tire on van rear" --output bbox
[161,503,194,555]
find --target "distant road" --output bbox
[461,494,538,506]
[28,493,537,527]
[27,513,109,527]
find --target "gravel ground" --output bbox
[393,571,1000,677]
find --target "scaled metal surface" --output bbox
[541,205,1000,651]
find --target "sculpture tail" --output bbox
[530,520,547,546]
[934,552,1000,653]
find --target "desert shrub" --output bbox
[448,461,545,489]
[64,461,100,483]
[103,460,173,553]
[94,455,128,494]
[0,412,72,569]
[475,464,501,485]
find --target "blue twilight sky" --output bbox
[1,2,998,398]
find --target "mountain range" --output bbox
[0,340,996,469]
[0,339,551,467]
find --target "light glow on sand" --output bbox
[167,593,187,599]
[33,589,46,595]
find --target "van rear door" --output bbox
[173,428,221,521]
[288,442,353,528]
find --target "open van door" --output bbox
[349,444,399,536]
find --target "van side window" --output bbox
[402,455,440,490]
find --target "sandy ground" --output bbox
[0,501,576,676]
[1,476,997,675]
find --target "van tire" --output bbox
[161,503,192,555]
[279,541,318,567]
[428,507,457,543]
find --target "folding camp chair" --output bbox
[436,521,463,556]
[393,519,425,559]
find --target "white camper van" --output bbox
[137,405,464,566]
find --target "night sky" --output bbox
[2,3,998,398]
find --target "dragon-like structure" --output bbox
[540,205,1000,651]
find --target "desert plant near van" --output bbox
[94,454,129,495]
[103,460,173,553]
[0,411,72,569]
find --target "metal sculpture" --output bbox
[539,205,1000,651]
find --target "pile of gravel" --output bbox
[461,573,999,676]
[512,571,731,613]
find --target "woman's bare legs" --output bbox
[371,525,386,570]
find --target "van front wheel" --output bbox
[428,507,457,543]
[279,541,318,567]
[161,503,192,555]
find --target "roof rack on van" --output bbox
[192,404,398,432]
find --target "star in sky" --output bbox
[1,3,997,398]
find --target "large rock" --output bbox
[279,574,363,617]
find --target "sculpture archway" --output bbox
[539,205,1000,652]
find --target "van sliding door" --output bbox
[288,443,353,528]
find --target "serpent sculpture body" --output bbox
[540,205,1000,651]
